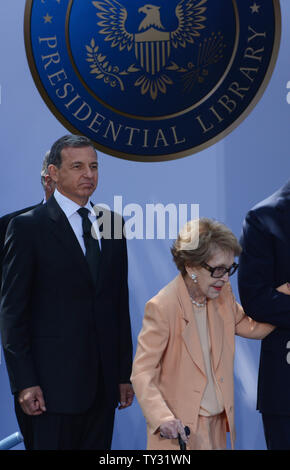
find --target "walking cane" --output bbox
[178,426,190,450]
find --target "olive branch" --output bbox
[85,39,140,91]
[166,32,226,93]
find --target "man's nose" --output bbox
[83,166,95,178]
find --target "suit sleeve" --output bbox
[0,216,39,394]
[0,215,9,286]
[130,300,175,434]
[238,210,290,328]
[117,217,133,384]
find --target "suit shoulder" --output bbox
[248,180,290,218]
[245,189,285,231]
[250,196,279,216]
[218,282,234,305]
[212,283,237,327]
[0,204,42,236]
[92,205,123,222]
[0,204,39,225]
[146,277,179,314]
[6,204,44,232]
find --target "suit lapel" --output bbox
[177,274,224,374]
[91,205,113,288]
[45,196,93,285]
[177,275,206,376]
[207,298,224,372]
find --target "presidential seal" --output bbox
[24,0,280,162]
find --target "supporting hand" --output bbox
[118,383,134,409]
[276,283,290,295]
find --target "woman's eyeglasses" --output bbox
[201,262,239,278]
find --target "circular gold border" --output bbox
[65,0,240,121]
[24,0,281,162]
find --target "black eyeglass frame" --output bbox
[201,262,239,278]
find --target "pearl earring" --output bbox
[191,273,198,283]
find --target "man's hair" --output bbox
[47,134,96,168]
[40,151,50,188]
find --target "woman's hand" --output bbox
[276,283,290,295]
[159,419,188,442]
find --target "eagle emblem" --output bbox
[26,0,280,160]
[88,0,209,99]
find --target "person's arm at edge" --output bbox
[238,210,290,328]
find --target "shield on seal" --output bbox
[134,28,171,75]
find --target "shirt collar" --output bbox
[54,189,94,218]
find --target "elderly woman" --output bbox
[131,218,287,450]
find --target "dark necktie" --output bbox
[77,207,101,284]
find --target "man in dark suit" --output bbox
[0,135,133,450]
[238,180,290,450]
[0,151,55,283]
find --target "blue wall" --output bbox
[0,1,290,450]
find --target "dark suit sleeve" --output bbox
[0,216,39,393]
[238,210,290,328]
[0,216,8,285]
[117,218,132,384]
[0,214,14,285]
[0,205,39,287]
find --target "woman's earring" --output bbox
[191,273,198,283]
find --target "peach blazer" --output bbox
[131,274,274,450]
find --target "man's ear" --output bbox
[48,164,58,183]
[44,175,55,193]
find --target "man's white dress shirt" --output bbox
[54,189,101,254]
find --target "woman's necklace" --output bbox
[189,295,207,308]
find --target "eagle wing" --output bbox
[92,0,134,51]
[171,0,207,48]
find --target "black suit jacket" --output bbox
[238,180,290,414]
[0,196,132,414]
[0,204,40,284]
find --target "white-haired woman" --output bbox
[131,218,289,450]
